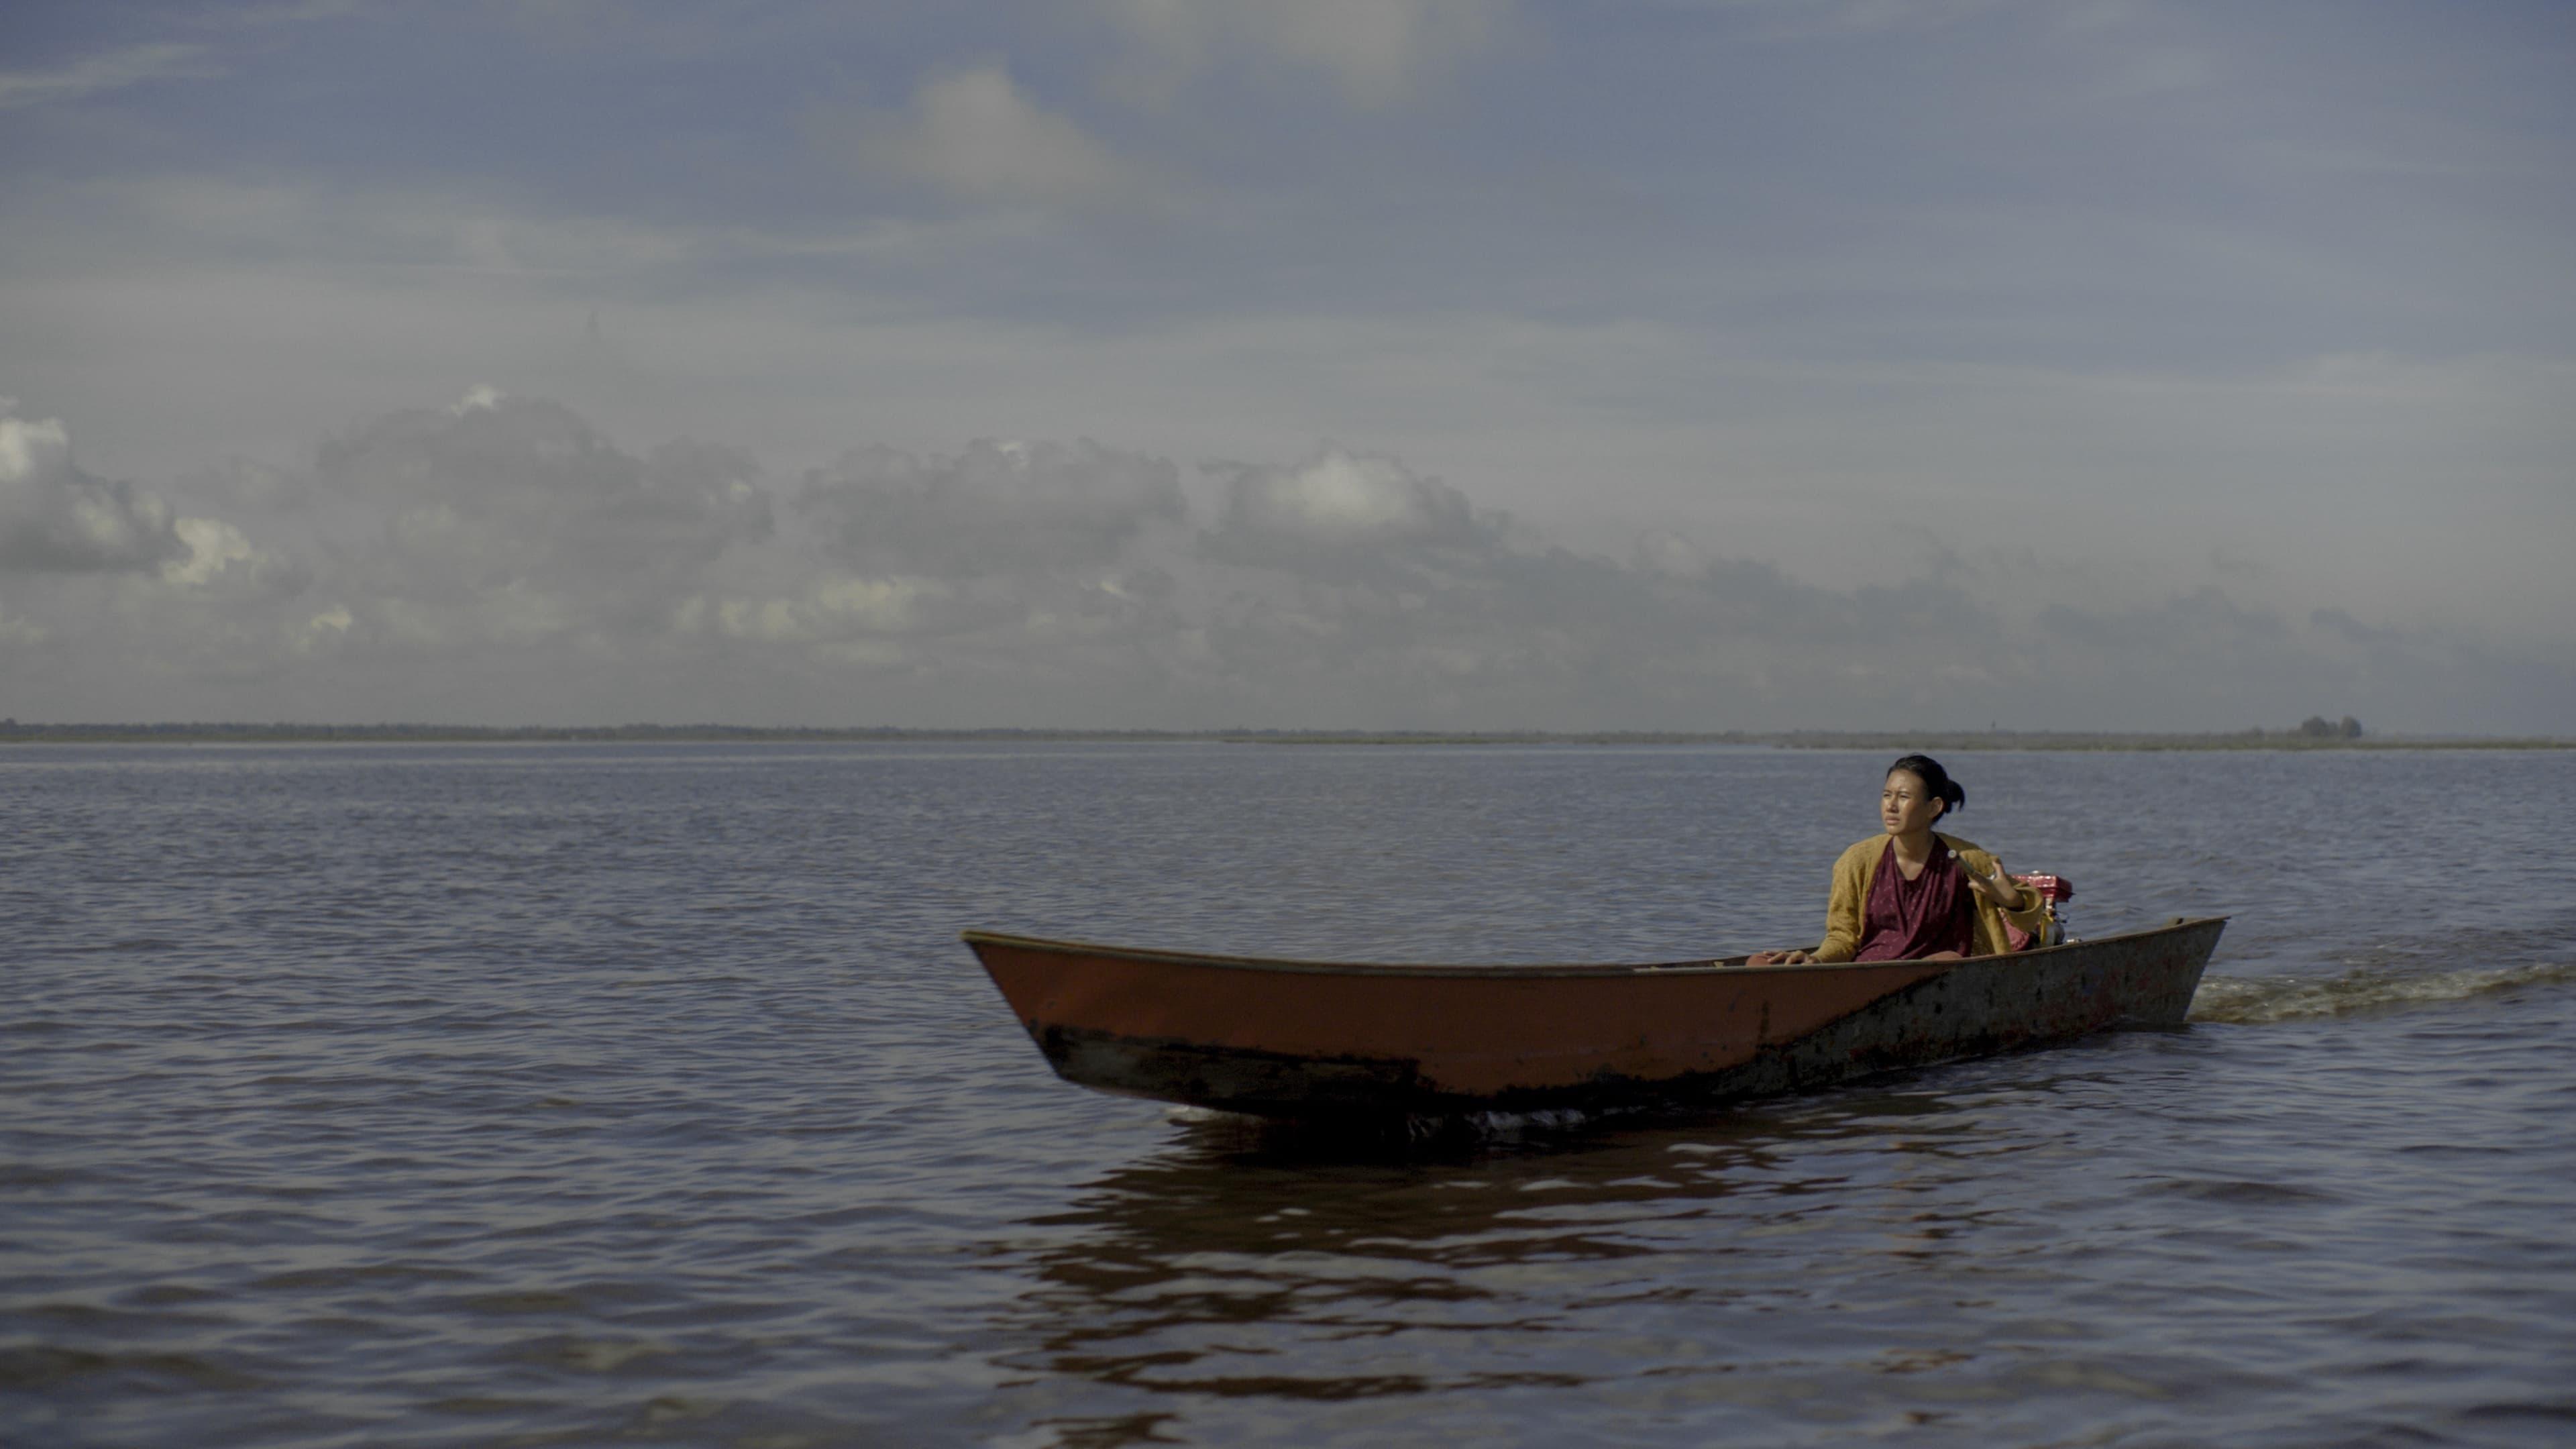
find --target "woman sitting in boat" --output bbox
[1747,754,2049,965]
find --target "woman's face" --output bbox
[1881,769,1945,837]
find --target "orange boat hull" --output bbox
[965,918,2226,1117]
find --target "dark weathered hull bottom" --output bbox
[1029,922,2220,1118]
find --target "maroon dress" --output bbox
[1853,838,1978,962]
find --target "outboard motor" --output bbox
[2006,874,2075,949]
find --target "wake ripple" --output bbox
[2190,960,2576,1024]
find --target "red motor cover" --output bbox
[2002,873,2073,952]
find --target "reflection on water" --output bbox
[997,1004,2576,1447]
[1001,1067,2144,1439]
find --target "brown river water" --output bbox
[4,743,2572,1446]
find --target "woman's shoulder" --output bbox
[1834,837,1888,869]
[1935,832,1990,859]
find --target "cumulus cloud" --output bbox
[828,66,1143,206]
[678,574,934,645]
[1205,449,1487,555]
[0,404,188,573]
[702,437,1201,690]
[1191,450,1552,705]
[799,437,1185,579]
[0,394,777,720]
[1,390,2568,733]
[1178,449,2035,724]
[313,388,771,635]
[172,454,317,515]
[163,517,260,586]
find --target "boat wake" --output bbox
[2189,959,2576,1024]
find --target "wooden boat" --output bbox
[964,917,2227,1118]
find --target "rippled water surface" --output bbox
[5,743,2574,1447]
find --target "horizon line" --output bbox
[1,721,2567,749]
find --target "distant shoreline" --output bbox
[0,722,2565,750]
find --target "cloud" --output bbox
[1183,447,2012,724]
[826,66,1143,206]
[1656,0,2045,40]
[1186,450,1633,718]
[2038,584,2286,652]
[2308,606,2399,648]
[1,391,2568,733]
[73,175,696,277]
[1106,0,1513,106]
[312,388,773,634]
[798,437,1185,579]
[1200,449,1494,576]
[174,455,318,515]
[216,0,368,25]
[0,405,188,573]
[164,517,262,586]
[0,43,215,110]
[679,574,934,645]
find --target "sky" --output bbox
[1,0,2571,731]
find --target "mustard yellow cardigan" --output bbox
[1809,833,2052,962]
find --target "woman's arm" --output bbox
[1960,849,2049,932]
[1960,855,2029,912]
[1810,845,1868,962]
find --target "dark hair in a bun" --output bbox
[1887,754,1964,819]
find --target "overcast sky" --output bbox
[3,0,2570,730]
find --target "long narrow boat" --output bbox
[965,917,2226,1118]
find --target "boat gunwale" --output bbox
[960,916,2229,981]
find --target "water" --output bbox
[4,743,2573,1447]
